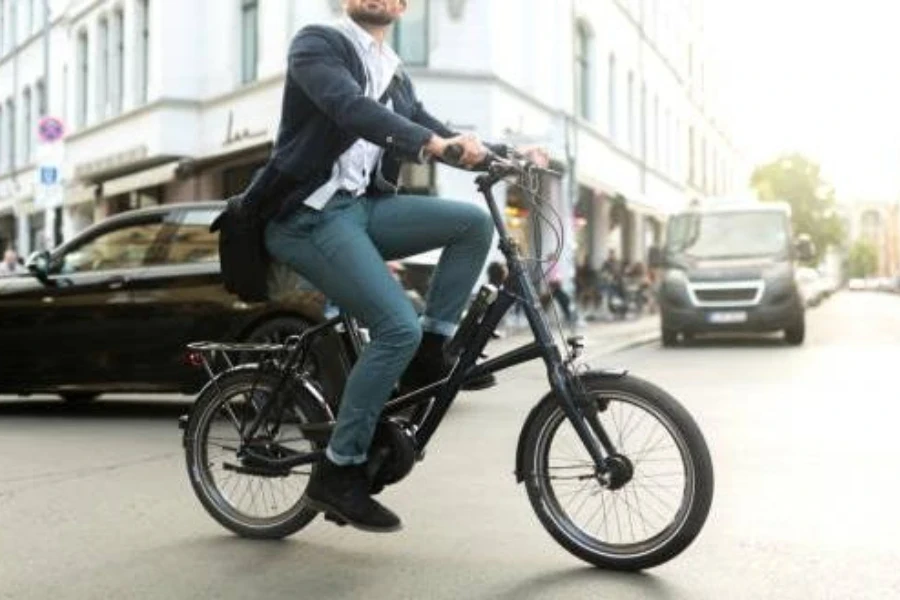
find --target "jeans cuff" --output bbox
[325,446,367,466]
[420,316,457,338]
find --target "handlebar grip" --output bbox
[443,144,464,165]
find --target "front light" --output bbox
[663,269,688,287]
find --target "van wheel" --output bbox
[784,317,805,345]
[662,327,678,347]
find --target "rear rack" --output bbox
[186,340,294,380]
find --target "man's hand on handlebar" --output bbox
[425,134,488,168]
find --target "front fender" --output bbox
[513,368,627,483]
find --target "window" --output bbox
[98,17,109,119]
[135,0,149,104]
[608,53,617,140]
[22,87,31,161]
[35,78,46,116]
[652,94,659,167]
[8,0,15,49]
[5,98,15,171]
[391,0,428,65]
[711,148,718,194]
[76,30,88,127]
[664,108,671,173]
[0,1,5,53]
[627,71,634,151]
[57,220,165,273]
[701,136,708,191]
[240,0,258,84]
[0,107,4,170]
[111,9,124,115]
[165,210,221,265]
[574,20,593,121]
[640,81,647,159]
[688,125,695,184]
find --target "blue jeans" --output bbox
[264,192,494,466]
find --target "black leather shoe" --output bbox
[400,332,497,393]
[303,458,402,533]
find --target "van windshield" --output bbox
[665,211,789,260]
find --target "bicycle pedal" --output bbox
[323,512,348,527]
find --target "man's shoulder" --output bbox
[290,24,355,55]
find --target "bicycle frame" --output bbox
[235,168,621,474]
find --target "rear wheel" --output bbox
[184,367,331,539]
[520,373,714,571]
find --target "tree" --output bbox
[750,154,845,263]
[848,240,878,278]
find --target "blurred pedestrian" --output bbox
[545,253,573,323]
[0,248,24,277]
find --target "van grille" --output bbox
[694,288,758,303]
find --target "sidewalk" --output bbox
[489,312,661,358]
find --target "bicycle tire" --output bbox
[184,366,331,539]
[519,372,713,570]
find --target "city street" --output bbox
[1,290,899,599]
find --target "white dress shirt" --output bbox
[305,17,402,210]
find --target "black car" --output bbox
[0,201,329,403]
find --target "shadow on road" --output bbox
[0,397,192,420]
[491,565,684,600]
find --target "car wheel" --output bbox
[60,392,100,405]
[243,317,343,406]
[661,327,678,347]
[784,317,805,345]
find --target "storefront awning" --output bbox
[102,161,181,197]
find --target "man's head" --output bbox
[3,248,17,267]
[345,0,407,27]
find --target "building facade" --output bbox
[0,0,744,293]
[842,199,900,278]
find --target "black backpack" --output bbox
[210,195,270,303]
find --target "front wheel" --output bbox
[519,373,714,571]
[784,315,805,345]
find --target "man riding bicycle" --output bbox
[241,0,548,532]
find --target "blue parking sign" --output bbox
[39,166,58,185]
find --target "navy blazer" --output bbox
[245,24,461,222]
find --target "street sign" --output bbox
[35,162,63,208]
[39,165,58,185]
[37,116,65,144]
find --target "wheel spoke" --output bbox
[538,391,696,555]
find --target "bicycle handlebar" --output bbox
[440,143,560,181]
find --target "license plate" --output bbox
[707,311,748,324]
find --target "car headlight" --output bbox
[663,269,688,288]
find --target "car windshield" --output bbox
[665,211,789,260]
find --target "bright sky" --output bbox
[706,0,900,200]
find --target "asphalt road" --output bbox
[1,290,898,599]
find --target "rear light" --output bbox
[184,351,205,368]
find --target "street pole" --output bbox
[41,0,56,248]
[43,0,50,106]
